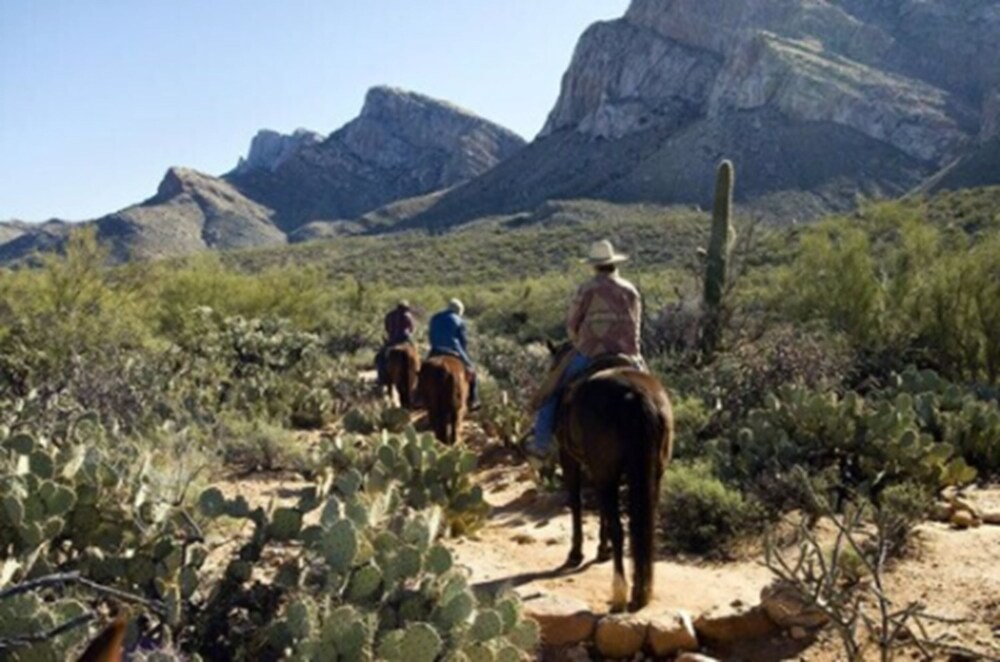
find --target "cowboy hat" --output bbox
[584,240,629,266]
[448,298,465,315]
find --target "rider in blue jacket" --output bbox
[428,298,479,408]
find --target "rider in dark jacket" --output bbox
[376,301,415,386]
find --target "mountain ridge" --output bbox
[0,87,526,264]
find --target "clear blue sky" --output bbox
[0,0,629,222]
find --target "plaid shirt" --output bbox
[567,273,642,358]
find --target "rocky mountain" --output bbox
[233,129,323,174]
[0,87,525,264]
[225,86,526,231]
[0,168,286,265]
[401,0,1000,229]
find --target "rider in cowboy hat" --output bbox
[524,240,644,460]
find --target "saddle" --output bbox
[386,340,414,352]
[530,352,643,412]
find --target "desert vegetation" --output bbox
[0,186,998,660]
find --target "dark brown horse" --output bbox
[385,343,420,408]
[419,355,468,445]
[550,344,673,612]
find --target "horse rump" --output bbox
[386,344,420,408]
[418,355,468,445]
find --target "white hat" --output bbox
[585,240,629,266]
[448,298,465,315]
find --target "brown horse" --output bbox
[550,344,673,612]
[385,343,420,408]
[419,354,468,445]
[77,616,127,662]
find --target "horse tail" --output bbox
[625,399,668,609]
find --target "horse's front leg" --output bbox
[561,451,584,569]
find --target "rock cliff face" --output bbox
[226,87,526,231]
[408,0,999,228]
[234,129,323,174]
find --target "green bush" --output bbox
[660,462,764,556]
[781,203,999,385]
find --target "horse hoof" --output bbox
[627,600,646,613]
[563,552,584,569]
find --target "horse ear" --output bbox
[545,339,558,355]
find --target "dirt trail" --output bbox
[449,457,773,616]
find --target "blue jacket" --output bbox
[428,310,472,366]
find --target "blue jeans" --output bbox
[532,352,593,452]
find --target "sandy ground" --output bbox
[449,458,774,617]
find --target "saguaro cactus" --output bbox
[701,159,736,357]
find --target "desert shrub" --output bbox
[660,461,765,555]
[723,384,979,516]
[151,255,338,336]
[877,482,933,556]
[474,336,549,399]
[711,325,852,424]
[669,395,712,460]
[0,230,153,400]
[782,204,999,385]
[166,309,337,427]
[216,417,311,473]
[908,235,1000,385]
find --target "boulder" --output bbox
[760,581,830,629]
[950,510,981,529]
[594,613,648,659]
[676,654,720,662]
[523,595,597,647]
[694,603,778,644]
[647,610,699,657]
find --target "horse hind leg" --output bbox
[561,454,585,568]
[598,482,628,613]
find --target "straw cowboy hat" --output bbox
[584,240,629,266]
[448,298,465,315]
